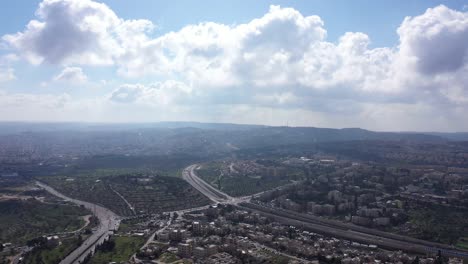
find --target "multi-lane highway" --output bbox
[240,202,468,259]
[33,165,468,262]
[182,164,468,260]
[36,181,120,264]
[182,164,235,203]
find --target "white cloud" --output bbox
[0,67,15,82]
[0,54,19,64]
[53,66,88,83]
[2,0,153,65]
[0,90,70,110]
[397,5,468,75]
[2,1,468,130]
[0,54,17,82]
[390,5,468,106]
[108,84,142,103]
[108,81,192,106]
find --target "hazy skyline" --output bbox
[0,0,467,131]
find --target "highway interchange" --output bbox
[182,164,468,260]
[35,164,468,263]
[36,182,120,264]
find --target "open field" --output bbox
[22,236,83,264]
[196,161,302,197]
[157,252,180,263]
[407,206,468,245]
[0,199,89,244]
[87,236,145,264]
[40,172,210,216]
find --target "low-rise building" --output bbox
[206,244,218,256]
[351,216,371,226]
[374,217,391,226]
[177,243,191,258]
[322,204,336,215]
[193,246,206,259]
[158,231,170,242]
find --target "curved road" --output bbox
[36,181,120,264]
[182,164,468,260]
[182,164,247,204]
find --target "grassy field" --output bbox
[41,172,210,216]
[109,174,209,214]
[407,206,468,245]
[456,237,468,250]
[87,236,144,264]
[0,199,88,244]
[196,163,222,188]
[157,252,180,263]
[197,162,297,197]
[214,175,290,197]
[23,236,82,264]
[41,174,133,216]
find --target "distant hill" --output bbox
[219,127,445,150]
[151,121,265,130]
[425,132,468,141]
[2,121,468,174]
[0,121,465,150]
[0,121,264,135]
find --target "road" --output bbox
[182,164,231,203]
[182,164,468,260]
[36,181,120,264]
[109,185,136,215]
[182,165,249,204]
[240,202,468,259]
[131,212,175,263]
[11,246,32,264]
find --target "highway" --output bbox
[239,202,468,259]
[182,165,468,260]
[36,181,120,264]
[182,165,234,203]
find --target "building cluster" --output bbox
[257,158,468,233]
[133,205,464,263]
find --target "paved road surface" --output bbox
[182,165,249,204]
[36,181,120,264]
[182,164,468,260]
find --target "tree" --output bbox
[77,235,83,246]
[434,250,447,264]
[287,227,295,239]
[35,251,45,264]
[27,237,47,247]
[411,256,420,264]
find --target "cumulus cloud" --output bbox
[2,1,468,130]
[389,5,468,106]
[2,0,153,65]
[53,66,87,83]
[108,81,192,106]
[397,5,468,75]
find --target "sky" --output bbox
[0,0,467,131]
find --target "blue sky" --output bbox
[0,0,467,131]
